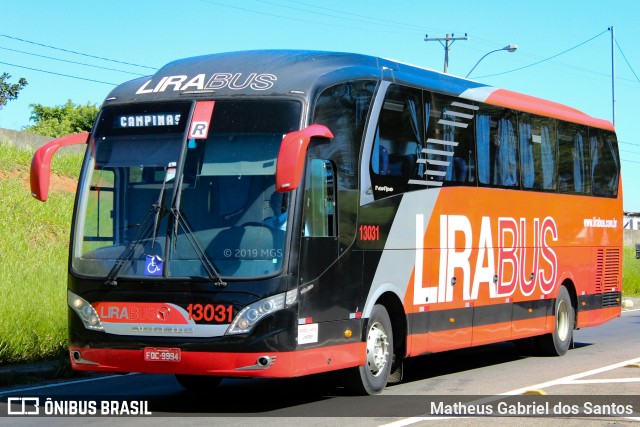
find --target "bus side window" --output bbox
[476,106,519,187]
[519,115,557,191]
[372,85,423,178]
[558,122,589,194]
[426,92,476,184]
[590,129,619,197]
[303,159,337,237]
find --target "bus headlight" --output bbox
[226,292,292,335]
[68,290,103,331]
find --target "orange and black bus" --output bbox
[31,50,622,395]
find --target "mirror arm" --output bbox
[275,124,333,193]
[30,132,90,202]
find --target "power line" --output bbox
[257,0,436,33]
[0,60,117,85]
[620,140,640,147]
[0,45,147,76]
[196,0,422,36]
[0,34,157,70]
[620,149,640,156]
[474,30,609,79]
[615,39,640,83]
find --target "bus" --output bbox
[31,50,622,395]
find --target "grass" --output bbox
[0,142,82,364]
[623,246,640,296]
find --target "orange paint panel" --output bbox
[511,316,554,340]
[577,310,590,328]
[584,306,622,328]
[472,321,512,346]
[404,184,621,356]
[415,187,622,310]
[485,89,615,131]
[425,328,473,354]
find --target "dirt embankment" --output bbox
[0,167,78,194]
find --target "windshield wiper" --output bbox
[105,164,173,286]
[104,202,163,286]
[151,163,175,249]
[168,208,227,288]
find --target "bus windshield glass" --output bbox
[72,100,301,280]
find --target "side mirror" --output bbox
[30,132,90,202]
[275,124,334,193]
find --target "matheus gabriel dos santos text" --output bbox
[430,400,634,416]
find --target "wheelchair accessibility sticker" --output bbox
[144,255,163,276]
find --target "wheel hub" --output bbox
[366,321,389,376]
[557,299,569,341]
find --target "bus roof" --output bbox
[104,50,614,131]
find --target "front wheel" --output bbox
[536,286,574,356]
[345,304,393,395]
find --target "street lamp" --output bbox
[465,44,518,78]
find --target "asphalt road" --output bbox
[1,307,639,426]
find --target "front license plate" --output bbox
[144,347,181,362]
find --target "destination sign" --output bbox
[116,113,182,129]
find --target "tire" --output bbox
[345,304,393,395]
[175,374,223,392]
[536,286,574,356]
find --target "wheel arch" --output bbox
[374,291,407,370]
[560,278,578,327]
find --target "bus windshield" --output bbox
[72,100,301,280]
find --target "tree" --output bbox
[24,100,99,138]
[0,73,28,110]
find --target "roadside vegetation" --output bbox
[0,142,82,364]
[0,142,638,365]
[623,246,640,296]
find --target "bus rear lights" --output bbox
[226,293,288,335]
[68,290,104,331]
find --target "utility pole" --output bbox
[609,26,616,127]
[425,33,469,73]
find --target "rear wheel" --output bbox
[536,286,574,356]
[175,374,223,392]
[345,304,393,395]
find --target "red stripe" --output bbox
[188,100,215,139]
[70,343,365,377]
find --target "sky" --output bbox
[1,0,639,211]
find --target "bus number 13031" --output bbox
[186,304,233,323]
[360,225,380,241]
